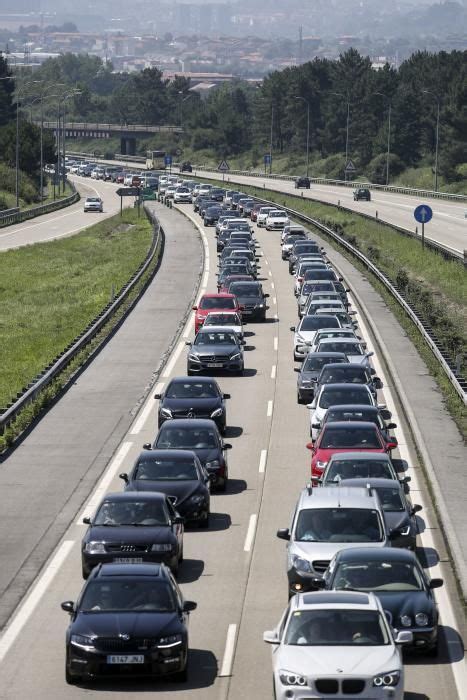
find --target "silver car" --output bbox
[83,197,103,213]
[264,590,411,700]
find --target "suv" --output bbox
[354,187,371,201]
[180,162,192,172]
[295,176,311,189]
[277,485,396,596]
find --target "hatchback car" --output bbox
[193,293,242,333]
[174,186,192,203]
[155,376,230,433]
[354,187,371,201]
[186,327,244,375]
[62,563,196,684]
[84,197,103,213]
[228,281,269,321]
[291,315,342,361]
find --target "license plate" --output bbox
[107,655,144,664]
[207,362,223,368]
[113,557,143,564]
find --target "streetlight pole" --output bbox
[422,90,440,192]
[373,92,392,185]
[269,103,274,175]
[294,96,310,177]
[332,91,351,181]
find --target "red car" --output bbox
[250,203,262,222]
[307,421,397,481]
[218,274,255,293]
[193,293,242,333]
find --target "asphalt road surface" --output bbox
[0,200,464,699]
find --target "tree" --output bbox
[0,55,15,127]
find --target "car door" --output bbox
[166,498,184,552]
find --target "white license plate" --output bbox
[207,362,223,367]
[107,655,144,664]
[113,557,143,564]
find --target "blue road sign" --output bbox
[264,154,271,165]
[414,204,433,224]
[164,155,172,166]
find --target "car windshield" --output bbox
[230,284,259,297]
[326,408,377,423]
[300,317,339,331]
[303,356,346,372]
[200,297,236,310]
[80,581,176,613]
[134,458,198,481]
[269,211,286,218]
[87,198,100,202]
[374,487,405,512]
[325,459,393,482]
[205,313,241,326]
[156,426,218,450]
[295,508,383,543]
[194,331,238,345]
[294,245,318,254]
[320,367,367,384]
[319,341,364,355]
[167,381,218,400]
[319,388,371,408]
[284,609,389,646]
[94,499,168,526]
[320,427,381,449]
[333,561,423,592]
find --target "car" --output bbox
[338,478,421,550]
[256,206,276,227]
[307,421,398,480]
[209,187,226,202]
[83,197,103,213]
[227,281,269,321]
[219,257,256,280]
[174,186,192,204]
[238,198,255,216]
[288,243,323,274]
[250,202,263,222]
[165,185,178,199]
[155,376,230,433]
[295,175,311,188]
[308,329,359,354]
[314,362,382,399]
[315,307,358,329]
[217,265,253,290]
[216,211,240,235]
[120,449,211,526]
[193,293,242,333]
[318,405,397,445]
[354,187,371,201]
[224,190,239,207]
[297,281,339,317]
[294,263,329,295]
[204,205,223,226]
[281,224,308,243]
[320,547,443,655]
[265,209,290,230]
[276,485,399,595]
[290,315,342,361]
[81,492,184,578]
[307,383,379,440]
[62,563,196,684]
[295,352,349,404]
[199,200,219,218]
[281,233,308,259]
[320,452,402,486]
[186,327,245,375]
[180,161,192,172]
[203,311,244,338]
[305,299,347,318]
[314,337,373,366]
[218,273,254,294]
[152,418,232,491]
[230,192,248,209]
[264,589,411,699]
[226,248,259,274]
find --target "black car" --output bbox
[315,363,383,399]
[319,547,442,654]
[180,162,192,172]
[339,478,420,549]
[219,257,256,279]
[295,176,311,189]
[319,404,397,444]
[228,281,269,321]
[217,265,253,289]
[237,198,255,216]
[230,192,247,209]
[199,199,218,217]
[153,418,232,491]
[121,449,211,526]
[289,242,322,274]
[204,205,223,226]
[209,187,225,202]
[81,492,184,578]
[155,376,230,433]
[186,327,245,375]
[62,563,197,684]
[354,187,371,201]
[295,351,349,404]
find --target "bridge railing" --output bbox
[42,121,182,134]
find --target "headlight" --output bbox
[211,408,223,418]
[160,408,172,418]
[415,613,429,626]
[230,352,241,361]
[279,669,307,686]
[316,460,328,470]
[300,379,312,385]
[151,544,173,552]
[70,634,96,650]
[400,615,412,627]
[157,633,183,648]
[292,555,312,573]
[373,671,400,687]
[84,541,106,554]
[205,460,220,470]
[398,525,411,536]
[189,494,205,504]
[258,303,264,308]
[188,353,200,362]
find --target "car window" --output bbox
[333,561,423,592]
[80,581,176,612]
[205,313,241,326]
[284,609,389,646]
[295,508,383,543]
[94,499,168,526]
[320,426,380,449]
[230,284,259,297]
[318,341,363,354]
[194,331,238,345]
[156,426,218,450]
[303,356,346,372]
[325,459,393,481]
[325,408,376,423]
[166,381,218,398]
[134,457,199,481]
[374,487,405,512]
[320,367,367,384]
[200,297,236,310]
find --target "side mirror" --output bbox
[411,504,423,515]
[290,326,296,331]
[312,577,326,589]
[263,630,279,644]
[192,306,198,310]
[276,528,290,541]
[401,476,411,484]
[264,293,270,298]
[386,439,398,450]
[429,578,444,589]
[143,442,151,450]
[374,378,383,390]
[61,601,75,614]
[183,600,197,613]
[173,515,185,524]
[185,341,192,346]
[223,393,231,399]
[82,516,91,525]
[119,472,129,483]
[306,403,315,409]
[312,423,321,429]
[306,442,314,451]
[154,393,161,400]
[380,408,392,420]
[293,367,300,373]
[223,443,232,450]
[386,422,397,430]
[395,630,413,645]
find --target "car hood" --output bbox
[162,397,221,412]
[315,447,387,462]
[73,611,180,639]
[235,295,263,305]
[291,540,385,562]
[126,480,204,505]
[192,343,240,356]
[276,644,398,676]
[374,590,434,625]
[383,511,411,532]
[295,330,317,343]
[85,526,174,545]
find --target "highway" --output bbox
[0,198,464,699]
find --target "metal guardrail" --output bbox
[0,207,19,218]
[0,182,79,228]
[0,206,162,437]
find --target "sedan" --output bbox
[62,563,196,684]
[155,376,230,433]
[152,418,232,491]
[121,449,211,527]
[83,197,103,213]
[217,265,254,290]
[314,363,383,400]
[228,281,269,321]
[314,338,373,366]
[173,186,192,203]
[193,293,242,333]
[320,547,442,655]
[186,327,245,375]
[320,452,403,485]
[295,352,349,404]
[308,383,378,439]
[291,315,342,361]
[265,209,290,230]
[295,176,311,188]
[318,405,397,446]
[204,205,223,226]
[81,492,184,578]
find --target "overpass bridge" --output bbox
[41,121,183,155]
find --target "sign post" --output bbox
[116,187,141,217]
[217,159,230,182]
[344,160,356,181]
[413,204,433,250]
[264,153,271,175]
[164,154,172,174]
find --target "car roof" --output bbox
[320,363,368,371]
[98,491,167,503]
[322,420,379,430]
[293,590,377,611]
[304,352,348,359]
[298,485,380,509]
[168,375,219,385]
[157,418,219,430]
[200,293,236,299]
[326,404,379,413]
[339,478,402,489]
[320,383,371,392]
[197,326,239,334]
[334,547,416,564]
[93,563,166,578]
[137,448,197,459]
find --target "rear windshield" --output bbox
[303,356,347,372]
[200,297,236,310]
[230,283,260,296]
[318,341,363,354]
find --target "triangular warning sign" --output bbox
[345,159,356,171]
[218,160,230,172]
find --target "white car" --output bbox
[307,328,360,354]
[165,185,177,199]
[83,197,103,213]
[291,315,342,361]
[257,206,276,227]
[265,209,290,230]
[308,383,377,439]
[174,186,192,203]
[304,299,346,317]
[315,338,372,366]
[123,173,137,186]
[264,589,410,700]
[203,311,244,339]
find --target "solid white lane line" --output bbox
[271,282,275,289]
[162,341,185,378]
[244,514,258,552]
[219,624,237,677]
[271,365,276,379]
[130,382,164,435]
[274,336,278,351]
[268,270,272,277]
[272,296,277,305]
[77,441,133,523]
[267,400,273,417]
[0,539,75,662]
[183,315,194,339]
[259,449,267,473]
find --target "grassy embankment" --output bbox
[0,163,73,212]
[0,208,153,436]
